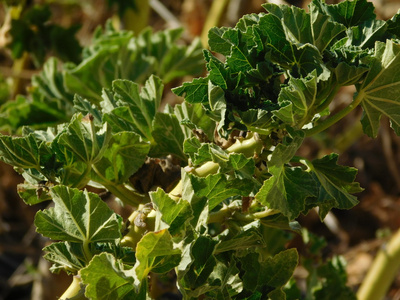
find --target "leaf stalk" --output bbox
[305,91,364,136]
[59,275,87,300]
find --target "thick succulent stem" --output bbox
[357,228,400,300]
[59,275,86,300]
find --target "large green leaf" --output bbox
[275,72,319,128]
[306,154,362,219]
[172,77,209,104]
[112,77,161,141]
[64,26,203,104]
[263,2,345,52]
[81,253,144,300]
[358,40,400,137]
[0,133,40,169]
[255,133,318,219]
[150,112,186,161]
[241,249,298,296]
[181,236,218,291]
[150,188,192,236]
[259,14,329,78]
[186,173,254,210]
[173,102,216,141]
[134,229,181,282]
[312,0,376,28]
[56,113,111,165]
[35,185,122,243]
[32,58,74,105]
[215,221,265,254]
[43,241,86,274]
[92,131,150,185]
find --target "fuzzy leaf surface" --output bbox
[81,253,143,300]
[358,40,400,137]
[92,131,150,184]
[35,186,122,243]
[255,134,317,219]
[150,188,192,236]
[307,154,362,219]
[134,229,181,282]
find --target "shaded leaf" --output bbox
[306,154,362,219]
[358,40,400,137]
[81,253,144,300]
[150,188,192,236]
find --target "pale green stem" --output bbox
[82,240,92,263]
[169,133,263,200]
[104,183,148,207]
[298,84,340,130]
[91,164,148,206]
[208,204,279,224]
[357,228,400,300]
[305,91,364,137]
[59,275,87,300]
[125,133,264,236]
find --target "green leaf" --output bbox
[92,131,150,185]
[208,27,232,56]
[313,0,376,28]
[150,112,186,161]
[31,57,74,105]
[57,113,111,165]
[35,185,122,243]
[0,133,40,169]
[215,222,265,253]
[258,14,329,78]
[181,236,218,290]
[150,188,192,236]
[226,31,255,73]
[256,133,317,219]
[358,40,400,137]
[204,255,243,298]
[111,77,162,141]
[134,229,181,282]
[204,50,229,89]
[241,249,298,294]
[346,20,387,49]
[64,26,203,104]
[173,102,216,141]
[275,72,319,128]
[81,253,144,300]
[332,60,370,87]
[313,256,356,300]
[73,94,103,125]
[306,153,362,219]
[43,241,86,274]
[172,77,209,104]
[17,182,52,205]
[186,173,254,210]
[184,140,228,167]
[263,2,345,52]
[239,109,276,135]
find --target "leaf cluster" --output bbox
[2,0,400,299]
[8,4,82,66]
[174,0,400,138]
[0,21,204,132]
